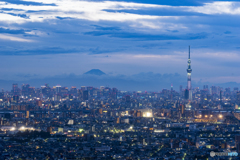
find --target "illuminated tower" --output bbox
[187,46,192,100]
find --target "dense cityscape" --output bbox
[1,81,240,160]
[0,84,240,159]
[1,47,240,160]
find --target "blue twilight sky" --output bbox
[0,0,240,90]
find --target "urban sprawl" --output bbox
[0,83,240,160]
[1,47,240,160]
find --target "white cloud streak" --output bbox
[187,2,240,15]
[0,0,162,23]
[0,0,239,32]
[0,0,239,27]
[0,34,33,42]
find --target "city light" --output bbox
[10,127,15,131]
[19,126,25,130]
[141,109,153,118]
[219,114,223,119]
[146,112,151,117]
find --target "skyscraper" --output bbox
[83,90,88,101]
[12,83,20,96]
[237,91,240,105]
[187,46,192,100]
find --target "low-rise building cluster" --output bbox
[0,84,240,159]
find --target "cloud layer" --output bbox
[0,0,240,89]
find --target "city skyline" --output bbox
[0,48,238,91]
[0,0,240,88]
[2,1,240,159]
[1,75,240,159]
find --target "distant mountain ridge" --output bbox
[84,69,106,76]
[0,72,239,91]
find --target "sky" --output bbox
[0,0,240,90]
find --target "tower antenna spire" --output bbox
[189,45,190,59]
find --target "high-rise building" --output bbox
[12,83,20,96]
[13,95,19,102]
[83,90,88,101]
[92,125,95,132]
[116,117,120,123]
[235,135,240,152]
[179,85,183,93]
[47,127,52,133]
[125,95,131,103]
[70,86,77,96]
[181,104,185,115]
[184,89,189,100]
[0,89,4,99]
[136,111,142,117]
[37,100,42,107]
[203,85,208,90]
[22,84,30,96]
[186,46,192,100]
[55,85,61,94]
[99,108,103,114]
[26,111,29,118]
[87,86,93,97]
[81,86,86,91]
[234,87,239,93]
[112,88,118,99]
[220,90,223,102]
[237,92,240,105]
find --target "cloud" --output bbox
[0,0,240,88]
[187,2,240,15]
[0,0,240,27]
[0,12,26,23]
[0,34,33,42]
[224,31,231,34]
[103,8,206,17]
[0,0,162,24]
[90,0,205,6]
[0,47,78,55]
[85,29,208,40]
[0,27,27,34]
[91,25,121,31]
[89,47,125,54]
[3,0,56,6]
